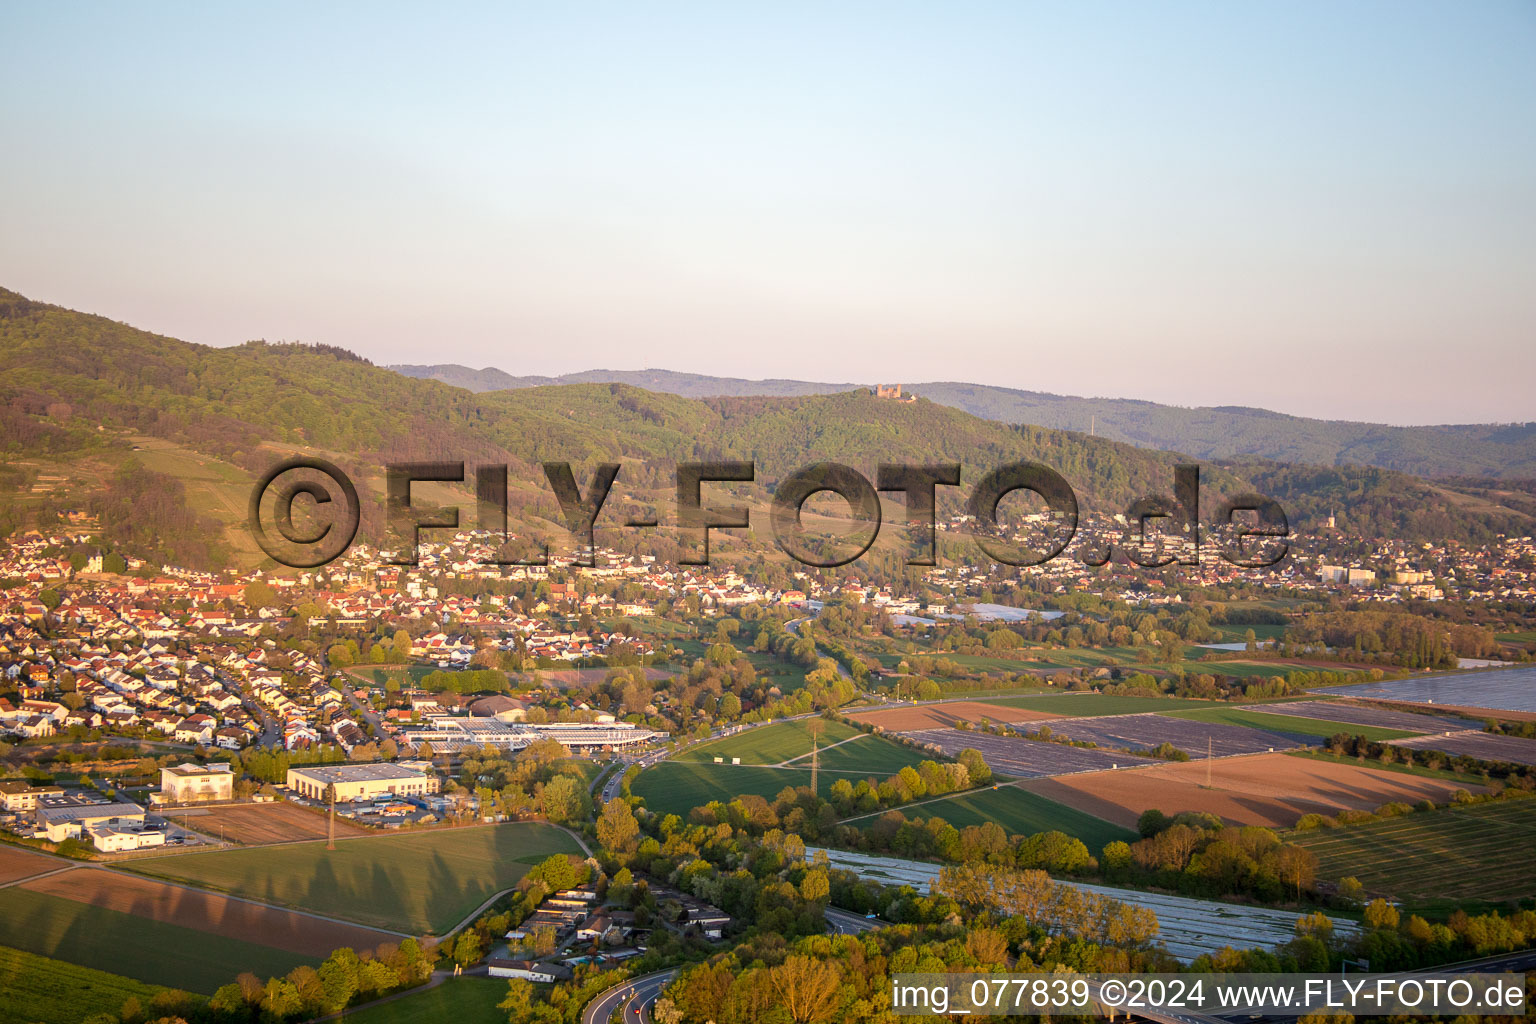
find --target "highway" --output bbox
[581,968,677,1024]
[825,905,883,935]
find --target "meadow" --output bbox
[1159,706,1418,742]
[336,976,507,1023]
[1288,797,1536,911]
[0,944,187,1024]
[854,784,1135,851]
[977,693,1220,717]
[677,718,862,765]
[130,822,581,934]
[632,761,823,817]
[0,887,309,994]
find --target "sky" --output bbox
[3,2,1534,425]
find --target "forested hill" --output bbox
[2,286,1531,569]
[392,366,1536,480]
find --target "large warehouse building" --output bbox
[284,762,439,802]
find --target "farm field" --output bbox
[1023,752,1489,830]
[336,976,506,1024]
[1390,731,1536,767]
[1159,706,1417,743]
[861,784,1135,850]
[786,733,934,775]
[21,867,399,957]
[1312,666,1536,715]
[165,801,371,845]
[0,843,59,884]
[1240,700,1473,734]
[903,729,1159,778]
[1029,713,1318,757]
[1289,798,1536,909]
[130,822,581,934]
[977,694,1223,717]
[0,944,184,1024]
[678,718,861,765]
[847,700,1063,731]
[0,886,311,993]
[632,761,829,817]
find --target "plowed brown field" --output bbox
[0,844,58,884]
[167,802,370,845]
[847,701,1063,731]
[1021,753,1487,829]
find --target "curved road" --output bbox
[582,968,677,1024]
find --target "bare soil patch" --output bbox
[847,701,1063,731]
[1021,752,1487,830]
[0,844,59,885]
[167,802,371,845]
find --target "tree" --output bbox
[540,774,589,824]
[452,930,483,965]
[596,797,640,857]
[1137,808,1169,837]
[768,954,842,1024]
[260,978,302,1020]
[1364,898,1400,931]
[243,581,278,609]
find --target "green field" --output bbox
[1160,706,1418,742]
[131,823,581,934]
[978,694,1221,717]
[850,785,1135,851]
[788,733,936,775]
[678,718,861,765]
[337,977,507,1023]
[1186,660,1308,679]
[633,761,825,817]
[1289,798,1536,911]
[0,888,307,994]
[0,944,189,1024]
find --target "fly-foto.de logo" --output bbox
[248,459,1289,571]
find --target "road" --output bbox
[825,906,882,935]
[581,968,677,1024]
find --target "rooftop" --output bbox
[288,762,432,784]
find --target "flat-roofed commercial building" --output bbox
[159,762,234,804]
[36,798,146,842]
[285,762,439,802]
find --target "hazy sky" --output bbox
[3,3,1533,424]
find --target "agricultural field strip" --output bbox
[1241,700,1474,733]
[808,847,1357,963]
[1026,712,1319,756]
[902,729,1160,778]
[1311,666,1536,715]
[1291,803,1536,898]
[1390,731,1536,766]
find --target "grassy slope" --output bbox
[632,761,823,817]
[677,719,861,765]
[129,823,580,934]
[0,888,307,994]
[335,977,507,1024]
[862,784,1136,851]
[1287,798,1536,912]
[0,945,187,1024]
